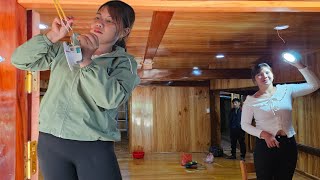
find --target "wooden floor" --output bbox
[38,134,312,180]
[117,152,312,180]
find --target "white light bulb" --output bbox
[282,52,296,62]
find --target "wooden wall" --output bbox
[0,1,27,180]
[130,86,211,152]
[272,50,320,178]
[210,79,254,90]
[293,91,320,178]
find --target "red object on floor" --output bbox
[132,151,145,159]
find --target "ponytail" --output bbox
[114,38,127,51]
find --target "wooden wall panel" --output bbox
[130,87,154,153]
[292,91,320,178]
[210,79,255,90]
[188,88,211,152]
[0,1,26,180]
[297,152,320,178]
[130,86,211,153]
[293,91,320,148]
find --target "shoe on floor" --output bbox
[226,155,236,159]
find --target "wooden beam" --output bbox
[41,69,251,81]
[144,11,174,61]
[210,90,221,146]
[297,143,320,157]
[18,0,320,12]
[139,80,209,87]
[138,68,251,81]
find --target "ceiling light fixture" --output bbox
[215,54,225,59]
[192,67,201,76]
[274,25,289,30]
[273,24,300,63]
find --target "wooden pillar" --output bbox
[210,90,221,146]
[0,1,27,180]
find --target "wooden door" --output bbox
[0,0,27,180]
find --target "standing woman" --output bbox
[12,1,139,180]
[241,61,319,179]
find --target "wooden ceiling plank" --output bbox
[144,11,174,61]
[137,68,251,81]
[40,68,251,81]
[18,0,320,12]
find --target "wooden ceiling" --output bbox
[18,0,320,84]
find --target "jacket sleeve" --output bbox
[290,67,320,98]
[11,34,61,71]
[79,58,140,109]
[241,103,262,138]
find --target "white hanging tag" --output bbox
[63,42,82,71]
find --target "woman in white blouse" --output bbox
[241,61,320,180]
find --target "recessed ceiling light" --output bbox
[39,24,48,30]
[192,69,201,76]
[193,67,199,70]
[274,25,289,30]
[216,54,225,59]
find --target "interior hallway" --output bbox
[115,133,312,180]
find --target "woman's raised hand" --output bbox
[78,33,99,68]
[285,59,306,69]
[46,17,74,43]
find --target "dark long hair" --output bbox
[98,1,135,51]
[251,63,272,82]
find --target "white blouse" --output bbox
[241,67,320,138]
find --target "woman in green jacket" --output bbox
[12,1,139,179]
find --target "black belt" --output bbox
[275,135,295,140]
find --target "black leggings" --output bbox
[254,136,298,180]
[37,132,122,180]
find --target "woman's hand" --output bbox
[285,60,306,69]
[78,33,99,68]
[260,131,280,148]
[46,17,73,43]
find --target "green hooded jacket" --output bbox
[11,34,140,141]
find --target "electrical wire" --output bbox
[276,29,286,44]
